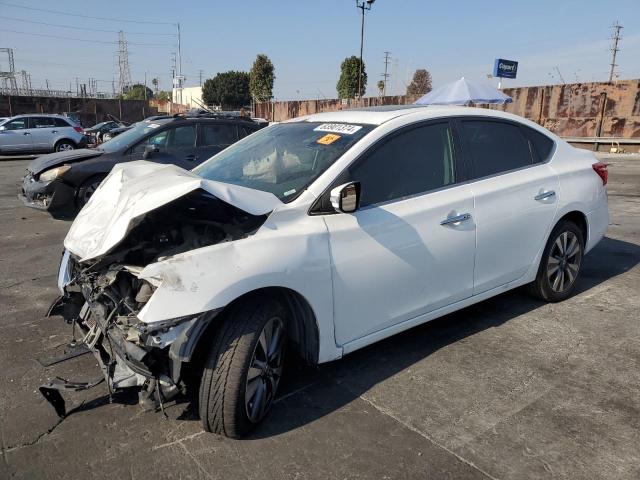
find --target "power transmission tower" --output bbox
[117,31,132,95]
[381,51,391,96]
[0,48,19,93]
[608,21,623,83]
[554,66,566,84]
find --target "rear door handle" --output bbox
[185,154,198,161]
[534,190,556,201]
[51,130,58,134]
[23,132,31,135]
[440,213,471,226]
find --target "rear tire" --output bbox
[199,296,287,438]
[528,220,584,302]
[55,140,76,152]
[76,174,106,208]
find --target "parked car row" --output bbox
[27,105,608,439]
[19,113,267,217]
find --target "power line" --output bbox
[0,28,173,46]
[0,15,176,36]
[0,1,175,25]
[608,21,623,83]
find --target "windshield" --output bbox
[194,121,374,202]
[97,121,165,153]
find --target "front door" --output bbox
[0,118,33,151]
[323,121,476,346]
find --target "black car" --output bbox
[84,120,125,143]
[19,114,266,219]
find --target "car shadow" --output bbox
[249,236,640,439]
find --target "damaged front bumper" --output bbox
[41,256,219,417]
[19,172,77,218]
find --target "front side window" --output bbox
[4,118,27,130]
[460,120,532,179]
[194,122,374,202]
[348,122,456,207]
[201,124,237,146]
[131,129,170,155]
[99,121,170,153]
[168,125,196,148]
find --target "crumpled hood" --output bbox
[64,160,282,262]
[28,149,103,175]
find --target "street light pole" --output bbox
[356,0,375,99]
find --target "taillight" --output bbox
[592,162,608,185]
[73,126,83,133]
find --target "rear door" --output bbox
[323,121,476,346]
[197,122,239,164]
[457,118,559,294]
[0,118,33,151]
[29,117,57,150]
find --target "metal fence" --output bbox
[0,87,118,99]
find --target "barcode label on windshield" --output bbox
[314,123,362,135]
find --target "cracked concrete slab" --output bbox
[1,156,639,479]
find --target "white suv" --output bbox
[0,114,86,153]
[48,106,609,437]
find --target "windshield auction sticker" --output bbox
[317,133,341,145]
[314,123,363,135]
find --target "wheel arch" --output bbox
[189,286,321,368]
[556,210,588,245]
[54,138,78,148]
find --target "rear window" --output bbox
[460,120,533,179]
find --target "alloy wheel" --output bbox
[245,317,285,423]
[547,231,582,293]
[82,182,100,204]
[57,143,74,152]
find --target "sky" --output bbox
[1,0,639,101]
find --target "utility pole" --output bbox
[381,51,391,97]
[355,0,375,99]
[175,23,184,104]
[608,21,623,83]
[198,69,204,87]
[554,66,566,84]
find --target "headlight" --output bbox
[39,165,71,182]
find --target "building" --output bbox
[172,86,203,108]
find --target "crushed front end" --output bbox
[42,188,268,416]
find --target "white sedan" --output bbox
[51,105,609,437]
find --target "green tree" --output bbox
[123,84,154,100]
[202,71,250,108]
[406,69,433,96]
[249,54,275,102]
[337,56,366,99]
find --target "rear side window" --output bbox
[31,117,56,128]
[460,120,532,179]
[201,123,238,146]
[54,118,72,127]
[349,122,456,207]
[522,126,554,163]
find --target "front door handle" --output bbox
[185,154,198,161]
[534,190,556,201]
[51,130,58,134]
[440,213,471,226]
[23,132,31,135]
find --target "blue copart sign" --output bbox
[493,59,518,79]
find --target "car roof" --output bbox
[11,113,67,118]
[297,105,530,126]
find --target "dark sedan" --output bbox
[19,114,265,219]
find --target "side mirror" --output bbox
[142,144,159,159]
[330,182,361,214]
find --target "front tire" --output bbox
[528,220,584,302]
[199,297,287,438]
[76,174,106,208]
